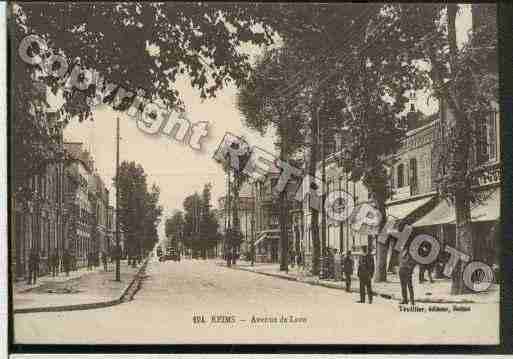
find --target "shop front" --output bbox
[412,187,500,269]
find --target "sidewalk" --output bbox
[218,260,499,304]
[13,259,147,313]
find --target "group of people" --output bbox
[26,247,111,285]
[356,244,439,306]
[288,244,432,306]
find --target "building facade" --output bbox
[218,182,255,259]
[12,113,65,280]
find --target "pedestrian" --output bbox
[399,246,416,305]
[343,250,354,292]
[27,248,34,285]
[419,263,434,283]
[87,251,93,270]
[102,250,108,271]
[27,248,39,285]
[72,252,77,271]
[51,249,59,277]
[63,249,70,276]
[289,248,296,268]
[357,246,374,304]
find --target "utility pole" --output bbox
[115,117,121,282]
[320,127,327,278]
[251,181,255,267]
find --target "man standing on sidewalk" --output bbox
[357,246,374,304]
[399,246,416,305]
[343,251,354,292]
[27,248,39,285]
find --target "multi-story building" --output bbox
[63,142,111,267]
[106,205,114,254]
[297,3,499,276]
[410,3,500,268]
[411,100,500,267]
[89,172,110,257]
[218,182,255,259]
[298,142,371,273]
[12,112,65,280]
[64,142,94,267]
[252,170,299,264]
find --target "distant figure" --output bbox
[72,252,77,271]
[357,247,374,304]
[343,251,354,292]
[86,252,91,270]
[289,248,296,268]
[419,263,434,283]
[102,250,108,271]
[63,249,70,276]
[297,251,303,267]
[50,249,59,277]
[27,248,39,285]
[399,246,416,305]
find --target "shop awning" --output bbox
[254,230,280,246]
[412,188,500,227]
[386,196,434,221]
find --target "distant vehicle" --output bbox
[160,246,180,262]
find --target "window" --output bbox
[476,119,488,164]
[488,111,497,161]
[397,164,404,188]
[405,162,409,186]
[410,158,418,195]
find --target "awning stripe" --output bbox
[385,196,434,221]
[412,188,500,227]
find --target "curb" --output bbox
[13,258,149,314]
[222,264,496,305]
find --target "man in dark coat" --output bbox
[357,246,374,304]
[27,248,39,285]
[418,242,435,283]
[63,249,70,276]
[342,250,354,292]
[102,250,109,271]
[399,246,416,305]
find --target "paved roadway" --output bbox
[14,258,499,345]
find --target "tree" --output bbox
[395,4,498,293]
[199,183,221,258]
[165,210,185,248]
[264,5,426,280]
[115,161,161,263]
[142,184,163,253]
[237,4,391,276]
[12,2,287,187]
[181,184,221,258]
[237,45,309,272]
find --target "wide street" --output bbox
[14,258,499,345]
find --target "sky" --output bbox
[61,5,472,240]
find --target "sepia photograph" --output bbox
[7,1,504,349]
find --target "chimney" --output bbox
[406,103,417,131]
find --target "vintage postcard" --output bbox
[9,2,501,347]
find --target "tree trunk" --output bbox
[373,188,388,282]
[447,4,474,294]
[232,175,241,266]
[279,124,289,272]
[309,95,321,276]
